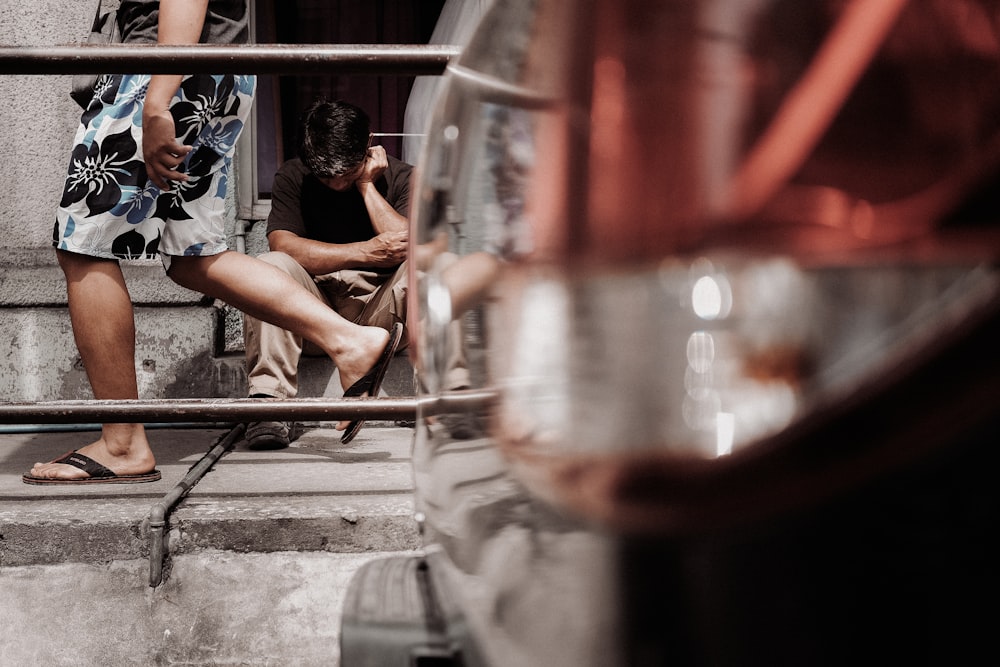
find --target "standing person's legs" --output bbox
[25,251,157,482]
[29,72,260,481]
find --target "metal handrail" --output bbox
[0,390,498,424]
[0,43,460,75]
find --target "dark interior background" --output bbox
[254,0,446,197]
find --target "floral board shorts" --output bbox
[53,72,256,270]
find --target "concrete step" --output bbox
[1,425,420,565]
[0,424,422,666]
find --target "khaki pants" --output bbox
[244,251,468,398]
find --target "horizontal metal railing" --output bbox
[0,43,460,75]
[0,391,497,424]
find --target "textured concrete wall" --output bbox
[0,0,94,252]
[0,305,226,402]
[0,1,259,402]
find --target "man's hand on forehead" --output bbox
[357,145,388,184]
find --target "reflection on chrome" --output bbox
[691,274,730,320]
[716,411,736,456]
[685,331,715,375]
[494,256,817,463]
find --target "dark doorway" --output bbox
[253,0,446,197]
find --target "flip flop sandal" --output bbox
[341,322,404,444]
[22,450,161,485]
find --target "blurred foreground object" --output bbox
[343,1,1000,665]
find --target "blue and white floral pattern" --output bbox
[54,73,256,265]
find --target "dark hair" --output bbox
[299,99,371,177]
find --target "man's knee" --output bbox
[56,247,117,277]
[258,251,300,274]
[257,251,318,290]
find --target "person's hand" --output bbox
[356,145,388,186]
[364,229,408,267]
[142,108,192,191]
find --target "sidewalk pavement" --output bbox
[0,421,422,666]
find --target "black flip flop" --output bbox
[22,450,161,485]
[341,322,404,444]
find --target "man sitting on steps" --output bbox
[244,99,472,449]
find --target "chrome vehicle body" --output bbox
[398,0,1000,664]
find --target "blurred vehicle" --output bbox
[341,1,1000,665]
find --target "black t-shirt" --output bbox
[119,0,250,45]
[266,156,413,244]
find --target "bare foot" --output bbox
[28,425,156,480]
[335,326,393,391]
[333,325,394,431]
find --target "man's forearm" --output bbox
[357,181,408,235]
[145,0,208,111]
[269,232,376,275]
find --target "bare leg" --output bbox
[168,251,391,394]
[28,250,156,480]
